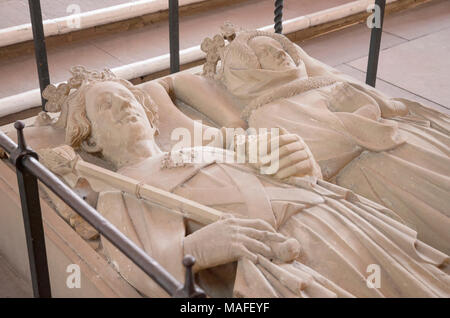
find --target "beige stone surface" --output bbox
[0,0,352,98]
[0,42,123,97]
[334,63,450,115]
[383,0,450,40]
[0,254,31,298]
[0,0,448,113]
[91,0,351,64]
[300,23,406,67]
[0,159,142,298]
[30,62,450,297]
[0,0,133,28]
[1,1,450,298]
[349,27,450,108]
[172,25,450,255]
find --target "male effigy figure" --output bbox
[40,67,449,298]
[168,24,450,255]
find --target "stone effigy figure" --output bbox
[168,25,450,255]
[40,67,449,298]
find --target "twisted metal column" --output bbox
[274,0,284,34]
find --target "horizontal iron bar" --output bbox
[0,132,16,154]
[0,131,182,296]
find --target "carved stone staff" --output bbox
[39,145,300,263]
[39,145,224,226]
[39,145,304,296]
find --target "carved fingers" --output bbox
[262,131,300,154]
[229,218,297,264]
[231,127,322,180]
[256,128,323,180]
[232,235,271,262]
[225,217,277,233]
[273,159,314,180]
[183,216,293,272]
[235,129,298,163]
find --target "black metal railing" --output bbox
[366,0,386,87]
[0,123,205,298]
[27,0,385,89]
[7,0,389,297]
[272,0,387,87]
[169,0,180,73]
[28,0,50,110]
[274,0,283,34]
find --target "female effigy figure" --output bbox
[168,25,450,255]
[40,67,449,298]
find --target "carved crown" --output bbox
[200,22,243,78]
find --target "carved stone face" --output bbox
[84,81,157,164]
[248,36,296,71]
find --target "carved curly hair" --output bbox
[44,67,159,151]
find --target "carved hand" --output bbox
[270,128,323,180]
[234,127,323,180]
[183,217,296,272]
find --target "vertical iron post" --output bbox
[9,121,51,298]
[1,124,208,298]
[174,255,206,298]
[28,0,50,110]
[169,0,180,73]
[274,0,284,34]
[366,0,386,87]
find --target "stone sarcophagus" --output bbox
[0,27,449,298]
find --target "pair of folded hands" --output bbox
[181,128,320,273]
[222,126,323,180]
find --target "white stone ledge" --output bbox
[0,0,206,48]
[0,0,398,118]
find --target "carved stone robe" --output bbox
[219,45,450,255]
[96,149,450,298]
[247,82,450,256]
